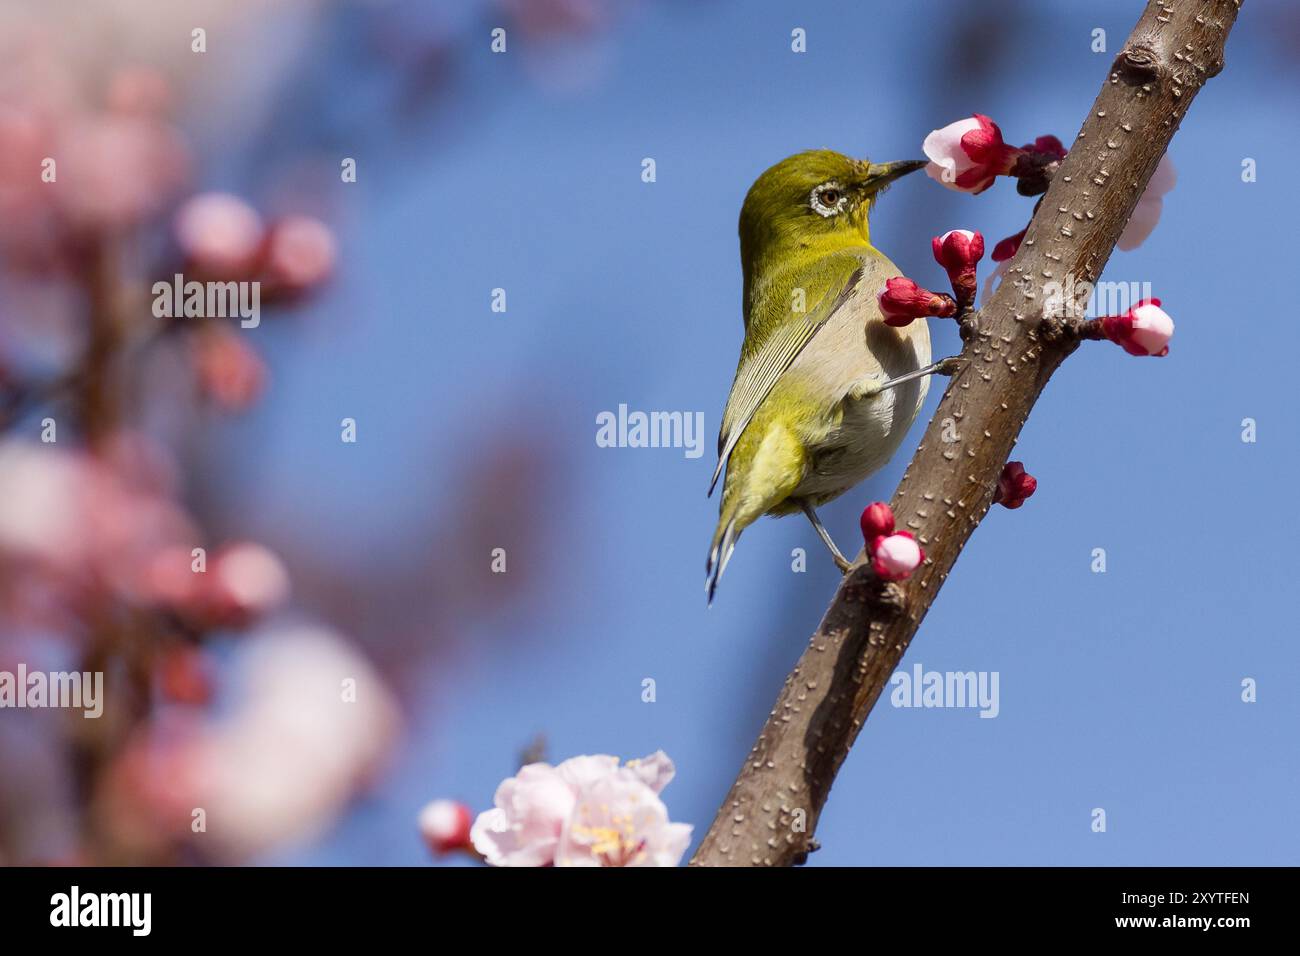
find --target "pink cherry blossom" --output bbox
[554,773,692,867]
[471,750,690,867]
[102,625,400,863]
[471,762,578,866]
[923,114,1022,194]
[623,750,676,793]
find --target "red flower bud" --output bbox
[993,461,1037,509]
[860,501,896,543]
[932,229,985,276]
[419,799,474,855]
[876,277,956,327]
[1022,134,1067,161]
[932,229,984,304]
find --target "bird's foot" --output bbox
[853,355,968,399]
[934,355,968,377]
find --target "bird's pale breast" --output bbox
[781,269,931,506]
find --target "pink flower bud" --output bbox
[993,461,1037,510]
[860,501,895,543]
[174,193,265,278]
[1100,298,1174,357]
[923,114,1023,194]
[205,542,290,627]
[265,215,337,293]
[193,329,266,412]
[871,531,924,582]
[1118,157,1176,251]
[876,277,956,327]
[991,227,1026,263]
[419,799,474,855]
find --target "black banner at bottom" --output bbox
[0,866,1277,941]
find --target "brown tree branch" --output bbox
[691,0,1242,867]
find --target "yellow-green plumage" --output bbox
[706,150,931,602]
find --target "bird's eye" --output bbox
[810,182,846,217]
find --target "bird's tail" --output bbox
[704,422,806,605]
[705,513,741,607]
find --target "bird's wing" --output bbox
[709,259,867,497]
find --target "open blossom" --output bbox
[993,461,1037,510]
[923,114,1022,194]
[877,277,955,327]
[470,750,690,867]
[871,532,924,582]
[102,624,400,863]
[555,772,692,867]
[419,799,473,855]
[1100,298,1174,357]
[1118,156,1176,251]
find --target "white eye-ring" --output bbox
[810,180,847,217]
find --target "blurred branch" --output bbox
[74,236,126,448]
[691,0,1241,867]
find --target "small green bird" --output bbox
[706,150,954,603]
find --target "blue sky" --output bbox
[219,0,1299,865]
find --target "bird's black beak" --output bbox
[862,159,927,191]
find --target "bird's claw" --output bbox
[935,355,968,377]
